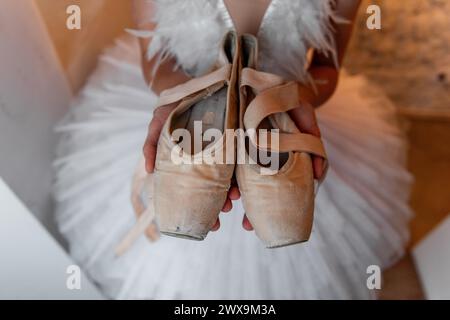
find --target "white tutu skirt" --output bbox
[53,35,412,299]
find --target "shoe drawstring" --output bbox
[115,157,159,257]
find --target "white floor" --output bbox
[413,215,450,299]
[0,178,103,299]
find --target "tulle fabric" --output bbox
[53,35,412,299]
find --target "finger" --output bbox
[143,117,164,173]
[145,223,160,241]
[143,144,156,174]
[289,103,326,180]
[222,198,233,213]
[143,105,177,173]
[211,219,220,231]
[228,186,241,201]
[313,156,325,180]
[242,215,254,231]
[288,104,321,137]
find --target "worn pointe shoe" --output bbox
[236,34,328,248]
[153,31,239,240]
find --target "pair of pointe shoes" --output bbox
[111,31,329,256]
[152,31,328,248]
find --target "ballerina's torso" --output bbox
[223,0,272,35]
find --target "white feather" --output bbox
[133,0,342,81]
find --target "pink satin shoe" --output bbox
[236,34,328,248]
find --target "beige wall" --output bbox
[345,0,450,111]
[345,0,450,246]
[35,0,133,92]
